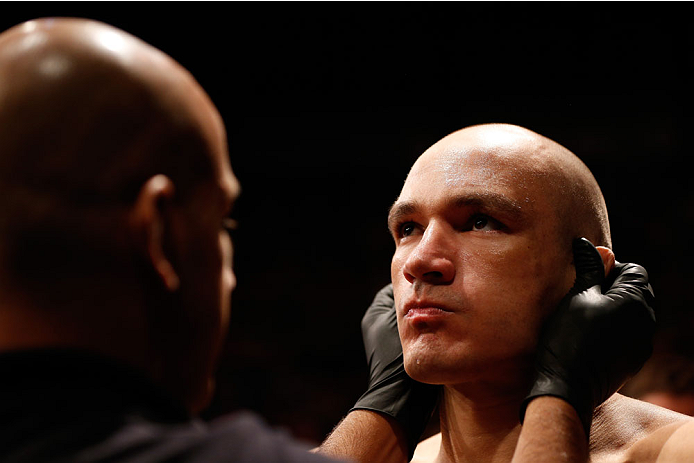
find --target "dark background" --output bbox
[3,2,694,445]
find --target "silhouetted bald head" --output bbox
[0,18,237,413]
[0,17,229,287]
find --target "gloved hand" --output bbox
[350,283,441,459]
[520,237,656,438]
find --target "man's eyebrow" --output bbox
[448,193,525,220]
[387,200,420,231]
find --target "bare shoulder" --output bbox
[655,419,694,461]
[590,394,694,463]
[411,432,441,463]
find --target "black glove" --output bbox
[520,238,656,438]
[350,283,441,459]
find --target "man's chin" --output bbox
[404,354,456,385]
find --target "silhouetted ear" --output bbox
[596,246,615,278]
[129,174,179,291]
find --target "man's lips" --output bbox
[403,301,455,320]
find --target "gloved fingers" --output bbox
[361,283,395,325]
[361,283,401,366]
[603,262,655,302]
[601,262,656,329]
[375,283,395,304]
[572,237,605,292]
[604,262,649,291]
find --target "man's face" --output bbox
[389,133,575,387]
[162,97,240,413]
[182,150,239,354]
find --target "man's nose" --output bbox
[402,223,456,285]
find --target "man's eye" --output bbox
[400,222,416,237]
[473,216,489,230]
[470,215,502,232]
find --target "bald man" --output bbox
[0,17,350,462]
[328,124,694,463]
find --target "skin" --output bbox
[0,17,239,414]
[411,397,588,463]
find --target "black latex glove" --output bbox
[520,237,656,438]
[350,283,441,459]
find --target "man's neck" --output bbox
[436,382,527,463]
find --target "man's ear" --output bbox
[596,246,615,278]
[129,174,180,292]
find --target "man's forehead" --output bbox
[402,142,538,198]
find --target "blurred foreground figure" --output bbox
[0,17,340,463]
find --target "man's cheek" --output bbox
[396,316,409,346]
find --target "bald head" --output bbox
[0,17,226,194]
[0,18,229,285]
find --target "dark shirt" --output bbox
[0,349,341,463]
